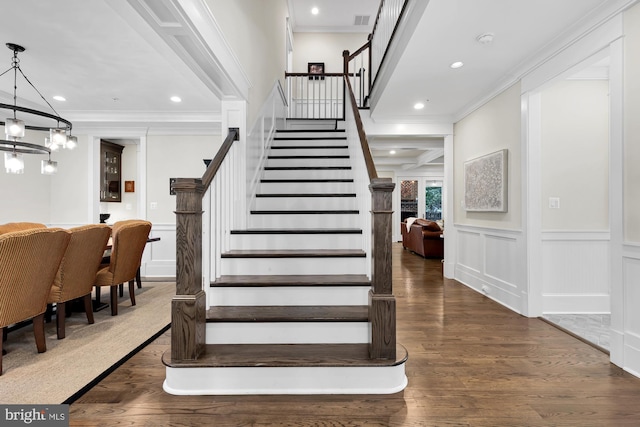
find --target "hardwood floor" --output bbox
[69,243,640,426]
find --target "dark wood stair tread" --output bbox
[256,193,356,198]
[251,210,359,215]
[268,155,349,159]
[230,228,362,234]
[221,249,366,258]
[211,274,371,287]
[264,166,351,170]
[271,145,348,149]
[275,128,345,133]
[206,305,368,322]
[260,179,353,183]
[163,344,408,368]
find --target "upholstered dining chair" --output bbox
[0,227,70,375]
[47,224,112,339]
[0,222,46,235]
[94,220,151,316]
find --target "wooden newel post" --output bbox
[171,178,206,361]
[369,177,396,359]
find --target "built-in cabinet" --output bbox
[100,140,124,202]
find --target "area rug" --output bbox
[0,281,174,404]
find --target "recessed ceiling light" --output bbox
[311,7,319,15]
[53,95,66,101]
[450,61,464,69]
[389,150,396,155]
[414,102,425,110]
[170,96,182,103]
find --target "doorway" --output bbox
[399,177,442,222]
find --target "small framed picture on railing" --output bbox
[308,62,325,80]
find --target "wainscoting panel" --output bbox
[455,225,524,314]
[142,223,176,278]
[541,232,610,313]
[623,246,640,376]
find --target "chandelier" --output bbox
[0,43,77,174]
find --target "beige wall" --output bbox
[625,3,640,243]
[206,0,288,127]
[453,82,522,229]
[293,32,369,73]
[0,129,90,225]
[540,79,609,231]
[145,135,222,224]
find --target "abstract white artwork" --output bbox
[463,149,508,212]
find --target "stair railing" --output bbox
[171,128,238,361]
[343,0,409,109]
[343,75,397,360]
[284,72,346,120]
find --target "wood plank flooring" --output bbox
[69,243,640,426]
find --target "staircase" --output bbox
[163,120,407,395]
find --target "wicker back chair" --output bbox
[47,224,112,339]
[95,220,151,316]
[0,222,46,235]
[0,228,70,375]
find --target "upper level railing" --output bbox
[343,0,409,109]
[285,72,346,120]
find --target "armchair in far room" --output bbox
[47,224,112,339]
[94,220,151,316]
[0,228,70,375]
[400,218,444,259]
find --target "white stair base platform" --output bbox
[220,257,367,276]
[164,364,408,395]
[229,232,362,250]
[206,322,368,344]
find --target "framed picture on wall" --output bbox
[308,62,325,80]
[463,149,508,212]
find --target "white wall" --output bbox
[452,82,526,314]
[541,79,609,231]
[293,32,369,73]
[205,0,289,127]
[0,129,53,224]
[538,79,610,314]
[622,2,640,377]
[454,83,522,230]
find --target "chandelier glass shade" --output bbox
[0,42,76,174]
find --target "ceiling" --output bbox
[0,0,619,172]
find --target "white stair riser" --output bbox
[283,120,338,130]
[220,256,367,276]
[262,169,352,180]
[208,285,369,306]
[205,322,368,344]
[254,196,357,211]
[274,134,346,141]
[271,140,348,147]
[266,157,350,167]
[258,182,354,193]
[230,233,362,250]
[164,365,408,395]
[248,213,360,228]
[269,148,348,157]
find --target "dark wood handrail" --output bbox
[343,75,377,181]
[201,129,238,190]
[347,40,371,62]
[285,72,357,78]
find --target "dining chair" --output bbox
[47,224,112,339]
[0,222,46,235]
[0,227,70,375]
[94,220,151,316]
